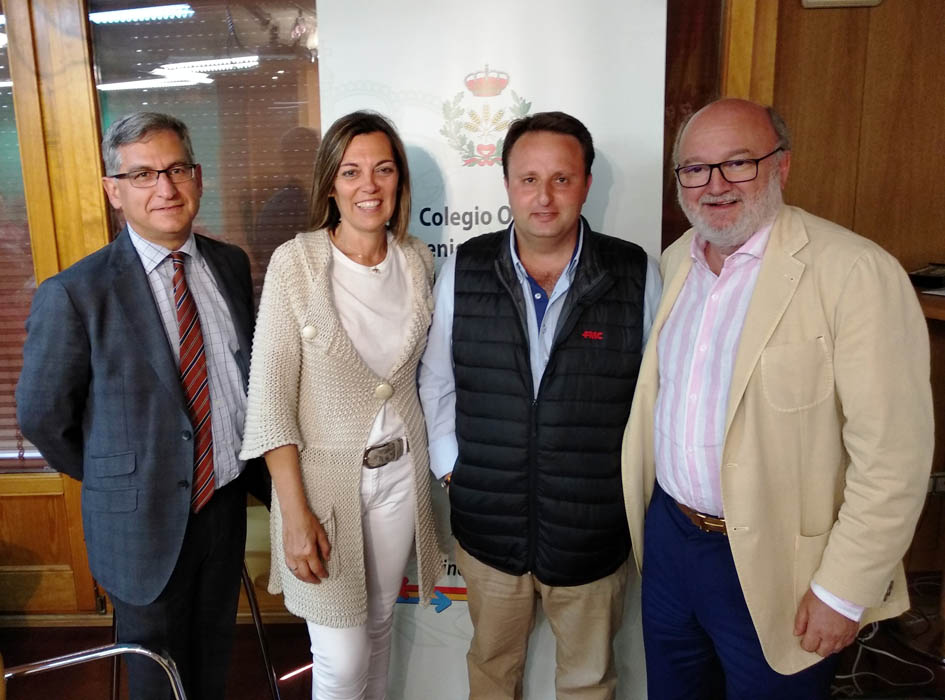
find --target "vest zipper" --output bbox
[527,396,539,572]
[495,260,540,572]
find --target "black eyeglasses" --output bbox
[108,164,197,188]
[674,147,783,188]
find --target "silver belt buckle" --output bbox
[362,438,407,468]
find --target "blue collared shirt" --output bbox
[418,222,662,479]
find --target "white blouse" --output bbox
[330,234,413,448]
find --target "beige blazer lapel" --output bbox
[724,207,808,436]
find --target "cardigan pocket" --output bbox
[319,507,340,579]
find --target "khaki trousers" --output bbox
[456,544,628,700]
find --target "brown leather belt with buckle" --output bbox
[676,500,727,535]
[362,437,408,469]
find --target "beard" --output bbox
[678,166,784,250]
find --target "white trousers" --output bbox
[306,453,416,700]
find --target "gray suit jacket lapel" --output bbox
[110,229,188,408]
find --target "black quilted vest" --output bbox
[450,222,647,586]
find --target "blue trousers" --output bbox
[641,483,838,699]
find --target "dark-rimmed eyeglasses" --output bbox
[108,164,197,188]
[674,147,783,188]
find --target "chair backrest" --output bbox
[3,644,186,699]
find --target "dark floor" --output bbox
[3,574,945,699]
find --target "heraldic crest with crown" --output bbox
[440,65,532,167]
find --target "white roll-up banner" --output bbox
[318,1,665,696]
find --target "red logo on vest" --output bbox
[582,330,604,340]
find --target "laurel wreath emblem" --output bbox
[440,90,532,167]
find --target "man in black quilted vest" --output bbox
[419,111,660,699]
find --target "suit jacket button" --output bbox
[178,480,190,488]
[301,324,317,339]
[181,430,193,440]
[374,382,394,400]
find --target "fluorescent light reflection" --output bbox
[96,55,258,91]
[98,75,211,92]
[279,662,313,681]
[89,4,194,24]
[160,56,259,73]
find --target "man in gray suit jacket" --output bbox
[16,112,260,700]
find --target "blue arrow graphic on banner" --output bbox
[432,589,452,613]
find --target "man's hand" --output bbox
[793,587,859,656]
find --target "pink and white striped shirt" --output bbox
[654,224,772,517]
[652,222,865,621]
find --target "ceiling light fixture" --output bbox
[89,4,194,24]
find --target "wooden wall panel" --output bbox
[0,494,71,565]
[0,566,78,613]
[662,0,723,249]
[5,0,60,284]
[773,1,869,231]
[28,0,110,270]
[3,0,107,616]
[0,474,87,613]
[721,0,779,104]
[853,0,945,270]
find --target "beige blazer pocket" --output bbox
[793,531,830,604]
[761,337,833,412]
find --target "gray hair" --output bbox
[766,106,792,152]
[102,112,196,175]
[671,104,792,165]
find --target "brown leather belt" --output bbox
[362,437,408,469]
[675,500,727,535]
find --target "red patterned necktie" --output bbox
[171,252,215,512]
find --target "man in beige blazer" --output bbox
[622,98,933,698]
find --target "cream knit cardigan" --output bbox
[240,229,443,626]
